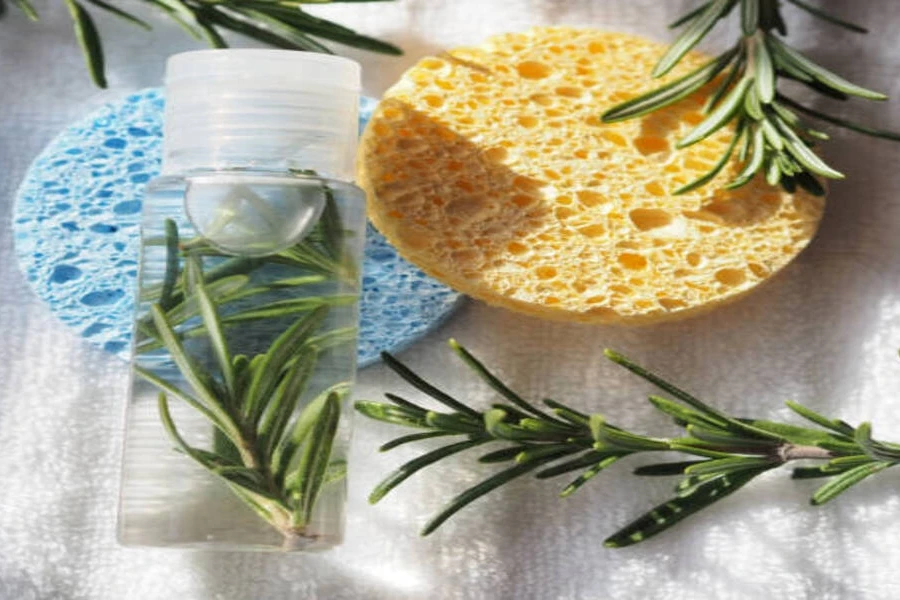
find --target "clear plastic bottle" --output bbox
[118,50,366,551]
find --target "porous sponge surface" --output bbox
[359,27,825,324]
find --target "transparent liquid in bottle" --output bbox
[118,171,366,551]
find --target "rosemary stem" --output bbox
[779,444,835,461]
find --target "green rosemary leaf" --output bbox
[518,417,575,436]
[354,402,430,429]
[422,460,547,535]
[181,252,203,296]
[810,461,893,505]
[165,275,249,325]
[543,398,590,427]
[760,117,784,149]
[669,441,736,459]
[272,383,345,480]
[602,49,737,122]
[686,424,778,449]
[157,392,211,466]
[741,0,759,35]
[449,339,565,424]
[674,125,743,194]
[829,455,875,468]
[791,465,846,479]
[775,119,844,179]
[678,75,751,147]
[705,51,744,112]
[380,351,481,418]
[516,444,582,465]
[652,0,735,78]
[245,3,401,54]
[318,186,345,262]
[854,422,900,462]
[485,409,555,442]
[765,155,782,185]
[369,438,489,504]
[605,350,733,425]
[683,456,775,475]
[195,18,228,48]
[604,467,764,548]
[221,295,354,323]
[195,281,235,399]
[634,460,708,476]
[198,5,302,49]
[158,219,180,311]
[135,366,235,440]
[13,0,38,20]
[560,455,621,497]
[594,424,670,452]
[743,83,764,120]
[742,419,857,452]
[791,456,872,479]
[478,446,524,464]
[257,348,318,457]
[292,391,341,526]
[669,1,711,29]
[426,411,485,435]
[213,465,267,487]
[380,431,461,452]
[726,125,766,188]
[753,35,775,103]
[232,7,333,52]
[304,326,358,353]
[323,459,347,486]
[64,0,106,88]
[492,403,533,423]
[86,0,151,29]
[383,393,430,414]
[146,0,202,40]
[784,0,867,34]
[778,96,900,141]
[147,305,241,436]
[648,395,728,430]
[768,36,886,100]
[243,307,329,424]
[535,451,612,479]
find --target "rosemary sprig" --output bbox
[134,183,358,547]
[358,340,900,547]
[5,0,401,88]
[602,0,900,195]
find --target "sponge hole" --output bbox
[629,208,673,231]
[618,253,648,270]
[517,61,552,79]
[715,268,746,286]
[535,266,558,279]
[634,136,670,155]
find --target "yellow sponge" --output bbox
[358,27,825,324]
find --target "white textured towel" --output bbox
[2,1,900,598]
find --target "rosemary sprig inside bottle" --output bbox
[358,340,900,547]
[134,186,357,548]
[7,0,401,88]
[602,0,900,195]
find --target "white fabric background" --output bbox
[2,1,900,598]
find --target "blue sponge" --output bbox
[13,89,461,367]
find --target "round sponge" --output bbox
[358,27,825,324]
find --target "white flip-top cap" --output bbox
[162,49,361,180]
